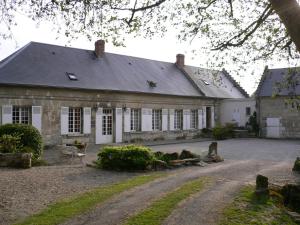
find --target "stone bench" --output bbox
[0,153,32,168]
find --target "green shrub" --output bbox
[0,134,22,153]
[97,145,155,170]
[0,124,43,160]
[212,125,229,140]
[293,157,300,172]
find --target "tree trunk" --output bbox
[269,0,300,53]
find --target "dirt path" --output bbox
[62,160,297,225]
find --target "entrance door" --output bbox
[266,117,280,138]
[206,107,211,128]
[101,109,113,143]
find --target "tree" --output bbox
[0,0,299,71]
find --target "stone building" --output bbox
[256,66,300,138]
[0,40,248,146]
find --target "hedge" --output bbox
[97,145,155,170]
[0,124,43,160]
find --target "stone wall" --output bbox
[257,97,300,138]
[0,153,32,168]
[0,86,219,145]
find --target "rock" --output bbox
[208,142,218,156]
[179,149,199,159]
[281,184,300,213]
[0,153,32,169]
[152,159,168,170]
[255,174,269,197]
[293,157,300,172]
[163,152,179,162]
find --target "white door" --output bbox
[101,109,113,143]
[266,117,280,138]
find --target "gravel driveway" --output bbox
[0,138,299,225]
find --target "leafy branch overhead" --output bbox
[1,0,300,65]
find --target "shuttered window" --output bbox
[68,107,83,133]
[174,110,183,130]
[130,109,141,131]
[190,110,198,129]
[12,106,31,124]
[152,109,162,131]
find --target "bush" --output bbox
[0,124,43,160]
[212,125,229,140]
[0,134,22,153]
[97,145,155,170]
[293,157,300,172]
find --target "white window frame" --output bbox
[152,109,162,131]
[102,109,113,135]
[174,110,183,130]
[190,109,198,129]
[12,106,32,125]
[130,108,141,132]
[68,107,83,134]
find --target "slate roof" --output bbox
[256,67,300,97]
[0,42,202,97]
[180,65,249,98]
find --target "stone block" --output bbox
[0,153,32,168]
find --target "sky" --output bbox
[0,13,270,95]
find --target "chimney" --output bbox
[176,54,185,68]
[95,40,105,58]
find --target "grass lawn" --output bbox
[124,177,210,225]
[219,186,297,225]
[15,173,166,225]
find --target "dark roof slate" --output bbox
[256,67,300,97]
[0,42,202,97]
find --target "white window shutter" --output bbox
[198,109,203,129]
[61,107,69,135]
[142,108,152,131]
[32,106,42,132]
[83,107,91,134]
[162,109,168,131]
[169,109,175,131]
[2,105,12,124]
[202,106,207,128]
[115,108,123,142]
[124,108,131,132]
[183,109,190,130]
[95,108,103,144]
[211,106,215,128]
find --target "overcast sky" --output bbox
[0,13,274,95]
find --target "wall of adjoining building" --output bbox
[257,97,300,138]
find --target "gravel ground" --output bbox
[0,138,299,225]
[0,166,140,225]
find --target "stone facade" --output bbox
[257,96,300,138]
[0,86,219,146]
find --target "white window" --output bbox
[68,107,83,133]
[152,109,162,131]
[174,110,183,130]
[102,109,112,135]
[12,106,31,124]
[190,109,198,129]
[130,109,141,131]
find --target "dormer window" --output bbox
[66,72,78,81]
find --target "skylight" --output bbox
[66,72,78,81]
[202,80,210,85]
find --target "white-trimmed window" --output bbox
[68,107,83,133]
[152,109,162,131]
[102,109,113,135]
[12,106,31,124]
[190,109,198,129]
[174,110,183,130]
[130,109,141,131]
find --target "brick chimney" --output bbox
[176,54,185,68]
[95,40,105,58]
